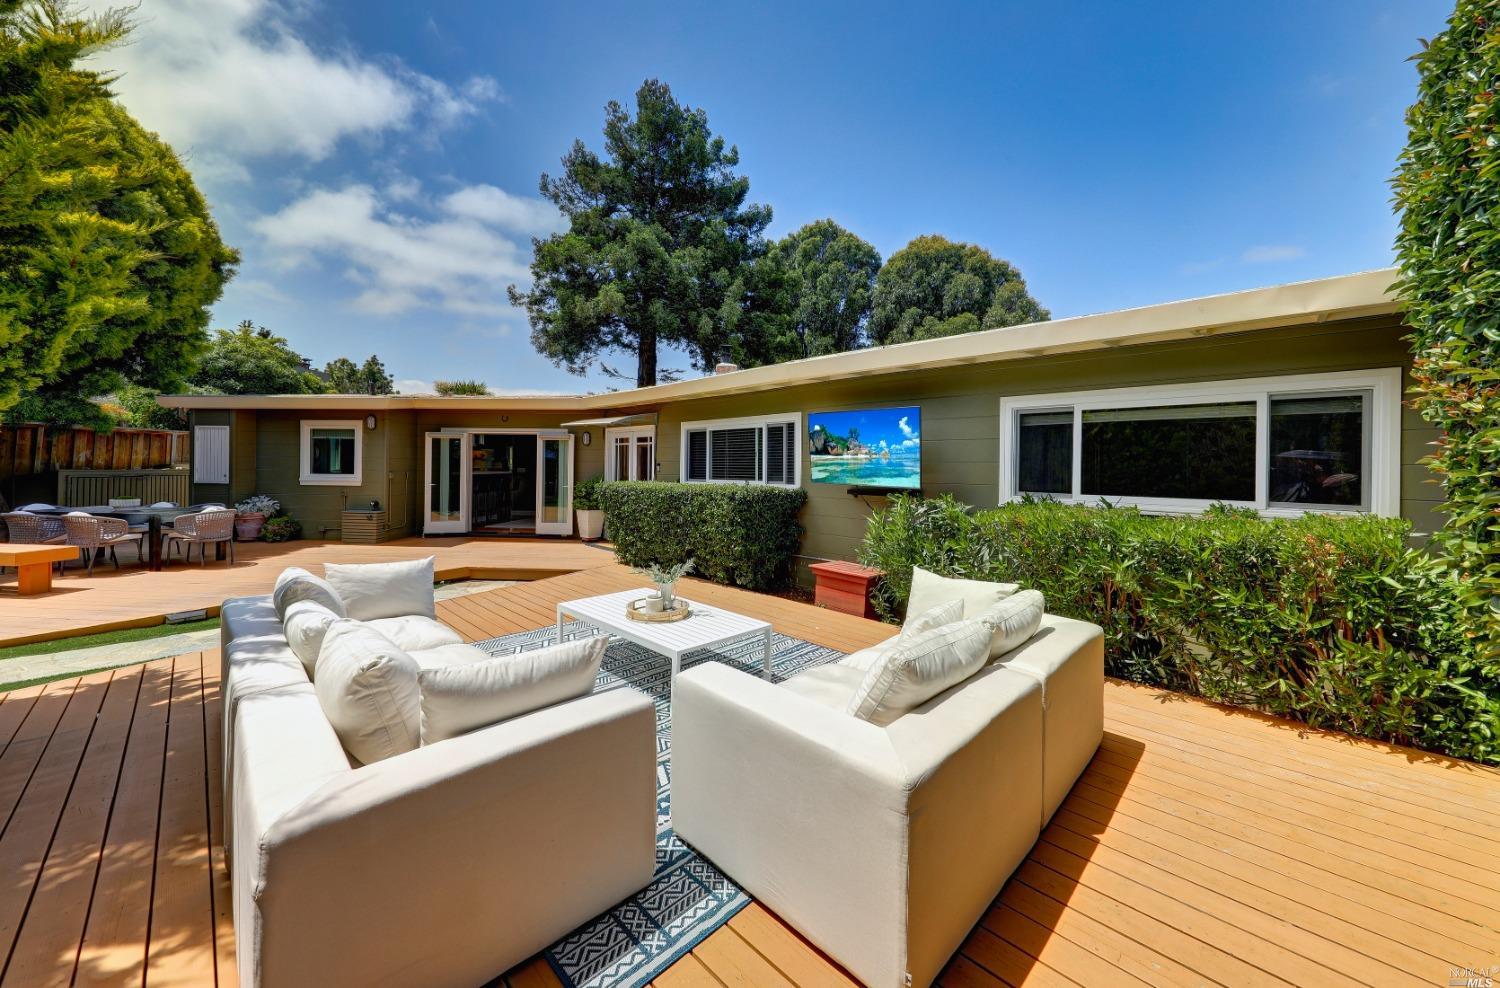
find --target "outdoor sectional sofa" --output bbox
[673,609,1105,988]
[219,584,657,988]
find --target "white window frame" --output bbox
[299,419,363,486]
[605,426,657,481]
[998,368,1401,517]
[680,412,803,487]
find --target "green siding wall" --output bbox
[650,315,1438,579]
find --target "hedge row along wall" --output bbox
[860,495,1498,765]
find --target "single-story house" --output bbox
[159,267,1437,580]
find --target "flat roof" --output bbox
[158,268,1400,413]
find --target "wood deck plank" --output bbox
[0,568,1493,988]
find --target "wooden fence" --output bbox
[56,468,191,507]
[0,424,189,477]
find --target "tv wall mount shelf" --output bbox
[847,486,922,498]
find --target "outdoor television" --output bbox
[808,406,922,490]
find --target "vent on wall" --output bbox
[193,425,230,484]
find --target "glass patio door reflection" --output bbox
[423,432,469,534]
[534,434,573,536]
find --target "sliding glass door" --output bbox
[423,432,469,534]
[534,434,574,535]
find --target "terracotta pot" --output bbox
[235,512,267,541]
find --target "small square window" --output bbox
[301,421,362,485]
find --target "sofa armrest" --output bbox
[248,688,657,988]
[671,663,911,988]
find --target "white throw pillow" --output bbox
[407,641,494,671]
[847,618,992,726]
[272,567,346,622]
[418,637,607,744]
[324,557,436,621]
[904,566,1018,629]
[902,598,964,637]
[976,589,1046,659]
[314,620,422,764]
[284,600,341,676]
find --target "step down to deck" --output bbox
[165,608,210,623]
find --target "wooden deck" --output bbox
[0,536,615,648]
[0,565,1496,986]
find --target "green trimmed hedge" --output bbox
[599,482,807,590]
[860,495,1499,764]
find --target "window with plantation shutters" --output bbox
[681,415,801,487]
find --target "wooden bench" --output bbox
[0,543,79,595]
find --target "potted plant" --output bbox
[234,495,280,541]
[574,477,605,541]
[261,515,302,542]
[634,559,694,611]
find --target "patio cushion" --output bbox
[407,641,494,671]
[283,600,340,675]
[847,618,992,726]
[903,567,1018,629]
[975,589,1046,659]
[272,567,346,622]
[367,614,463,652]
[780,663,867,711]
[902,598,964,637]
[417,636,608,744]
[314,620,421,764]
[324,556,436,621]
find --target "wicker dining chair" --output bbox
[163,508,236,565]
[1,511,68,575]
[61,513,146,575]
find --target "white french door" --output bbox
[534,434,574,536]
[423,432,470,534]
[606,427,656,481]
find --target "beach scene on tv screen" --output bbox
[808,406,922,488]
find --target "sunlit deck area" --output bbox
[0,537,615,648]
[0,565,1494,986]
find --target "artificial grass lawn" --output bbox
[0,616,220,663]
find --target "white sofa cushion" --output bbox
[904,566,1017,630]
[846,618,993,726]
[367,614,464,652]
[314,620,422,764]
[902,598,964,637]
[408,641,494,671]
[418,637,608,744]
[780,663,867,712]
[323,557,436,621]
[283,600,340,675]
[976,589,1046,659]
[272,567,346,622]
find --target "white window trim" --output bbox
[680,412,803,487]
[998,368,1402,517]
[299,419,363,486]
[605,426,657,481]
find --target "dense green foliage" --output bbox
[572,476,603,510]
[193,322,325,395]
[764,220,882,359]
[261,515,301,542]
[1393,2,1500,656]
[868,235,1047,344]
[599,481,806,590]
[0,1,236,413]
[434,379,489,396]
[325,355,395,395]
[860,496,1498,764]
[510,80,774,387]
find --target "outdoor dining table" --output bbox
[28,505,228,572]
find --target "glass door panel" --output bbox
[423,432,469,534]
[535,435,573,535]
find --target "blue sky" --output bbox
[88,0,1449,395]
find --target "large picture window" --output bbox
[1000,370,1399,516]
[300,420,363,485]
[681,414,801,486]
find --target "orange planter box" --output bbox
[809,560,884,619]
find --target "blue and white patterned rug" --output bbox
[473,622,844,988]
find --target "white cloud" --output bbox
[898,415,920,446]
[252,182,551,317]
[83,0,500,169]
[1241,245,1306,264]
[395,378,433,395]
[442,185,564,238]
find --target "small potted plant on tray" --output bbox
[234,494,280,541]
[574,477,605,541]
[634,559,694,612]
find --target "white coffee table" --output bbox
[556,588,773,682]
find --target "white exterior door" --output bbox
[606,427,656,481]
[534,434,574,536]
[423,432,470,534]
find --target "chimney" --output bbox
[713,348,739,375]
